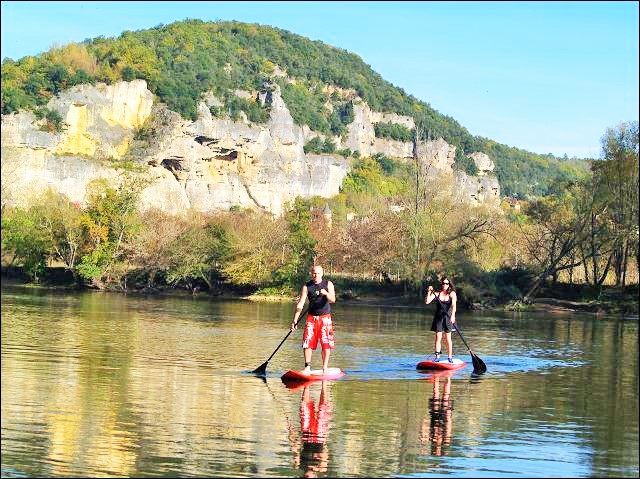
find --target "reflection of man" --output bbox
[420,372,453,456]
[296,381,333,477]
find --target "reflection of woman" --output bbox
[420,373,453,456]
[424,277,457,362]
[297,381,333,477]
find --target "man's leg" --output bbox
[302,348,313,374]
[300,317,316,374]
[321,348,330,373]
[320,314,334,374]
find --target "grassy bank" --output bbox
[3,265,637,317]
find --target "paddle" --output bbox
[252,307,308,376]
[453,321,487,375]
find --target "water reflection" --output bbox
[420,370,454,457]
[1,284,638,477]
[288,381,333,478]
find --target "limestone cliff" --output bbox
[1,80,499,215]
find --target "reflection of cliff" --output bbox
[0,293,140,476]
[3,291,636,477]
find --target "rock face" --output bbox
[454,170,500,205]
[1,79,499,214]
[468,152,495,175]
[2,80,154,210]
[2,81,349,216]
[345,100,376,157]
[370,111,415,130]
[49,80,154,158]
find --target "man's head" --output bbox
[311,265,324,283]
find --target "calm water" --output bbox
[1,283,638,478]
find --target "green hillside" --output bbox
[1,19,590,198]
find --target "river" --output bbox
[1,283,638,477]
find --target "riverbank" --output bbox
[2,267,637,318]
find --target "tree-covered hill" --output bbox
[1,19,590,198]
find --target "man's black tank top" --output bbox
[307,279,331,315]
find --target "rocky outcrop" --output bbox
[345,100,376,157]
[50,80,154,158]
[454,170,500,205]
[1,78,500,214]
[342,101,499,205]
[371,111,415,130]
[416,138,457,171]
[1,80,350,216]
[373,138,413,159]
[468,152,495,175]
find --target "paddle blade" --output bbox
[470,352,487,375]
[252,361,268,376]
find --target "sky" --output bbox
[1,1,638,159]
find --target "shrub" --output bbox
[374,122,413,142]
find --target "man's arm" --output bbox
[322,281,336,303]
[291,285,308,330]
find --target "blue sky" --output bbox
[2,1,638,158]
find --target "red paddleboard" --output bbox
[281,367,346,384]
[416,358,466,371]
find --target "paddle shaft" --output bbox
[256,307,309,369]
[265,329,293,363]
[453,320,487,374]
[453,322,473,352]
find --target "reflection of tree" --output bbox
[290,381,333,478]
[420,372,453,457]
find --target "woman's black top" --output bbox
[434,293,452,320]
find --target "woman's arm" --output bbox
[425,285,436,304]
[450,291,457,323]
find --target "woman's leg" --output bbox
[434,331,443,360]
[445,332,453,359]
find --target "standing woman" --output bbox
[424,277,457,362]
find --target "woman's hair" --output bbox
[440,277,456,292]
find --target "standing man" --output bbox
[291,265,336,375]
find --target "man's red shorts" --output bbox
[301,313,335,350]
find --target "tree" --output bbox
[274,198,317,288]
[518,190,588,301]
[596,121,639,286]
[126,208,190,288]
[221,212,288,287]
[36,189,87,285]
[165,215,230,293]
[319,207,405,277]
[1,207,51,282]
[573,174,615,287]
[76,175,146,288]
